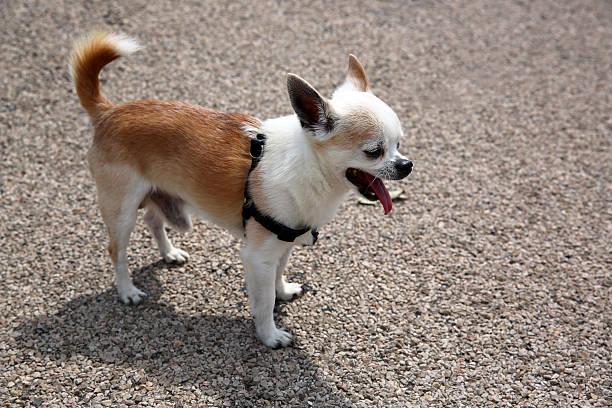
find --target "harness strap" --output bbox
[242,133,318,244]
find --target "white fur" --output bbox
[274,248,303,300]
[239,83,409,346]
[255,88,405,234]
[107,33,142,56]
[241,234,295,347]
[144,207,190,263]
[333,91,403,144]
[258,115,350,229]
[113,174,152,304]
[332,81,362,96]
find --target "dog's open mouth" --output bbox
[346,168,392,215]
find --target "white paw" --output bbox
[162,247,190,264]
[258,327,293,349]
[118,284,147,304]
[276,282,303,301]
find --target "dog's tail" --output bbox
[70,31,141,119]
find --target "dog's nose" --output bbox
[396,159,413,177]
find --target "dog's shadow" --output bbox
[14,261,350,405]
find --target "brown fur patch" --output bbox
[314,109,381,151]
[108,242,118,264]
[70,31,122,118]
[89,100,261,231]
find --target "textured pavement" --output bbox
[1,0,610,406]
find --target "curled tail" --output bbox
[70,31,140,119]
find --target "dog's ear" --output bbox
[287,74,335,136]
[346,54,369,92]
[333,55,370,96]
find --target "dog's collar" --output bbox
[242,133,319,244]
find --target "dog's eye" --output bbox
[363,146,383,159]
[397,142,400,149]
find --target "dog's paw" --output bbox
[118,284,147,304]
[258,327,293,349]
[276,282,303,301]
[162,247,190,264]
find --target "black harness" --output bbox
[242,133,319,244]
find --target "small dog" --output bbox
[70,31,412,348]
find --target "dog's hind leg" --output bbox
[91,162,150,304]
[143,204,190,264]
[275,248,303,301]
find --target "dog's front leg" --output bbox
[241,232,293,348]
[275,248,303,301]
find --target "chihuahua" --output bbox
[70,31,412,348]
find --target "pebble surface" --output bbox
[1,0,610,406]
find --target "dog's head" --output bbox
[287,55,412,214]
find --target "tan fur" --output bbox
[108,242,118,264]
[314,109,380,151]
[89,101,260,230]
[70,31,122,118]
[71,31,263,250]
[347,54,369,92]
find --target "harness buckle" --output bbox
[249,138,264,159]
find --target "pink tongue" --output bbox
[368,176,392,215]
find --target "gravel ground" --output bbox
[1,0,610,406]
